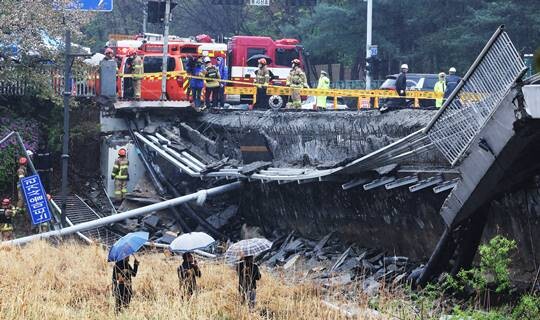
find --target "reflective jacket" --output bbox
[111,157,129,180]
[0,207,17,231]
[204,65,221,88]
[287,68,308,87]
[255,67,270,85]
[434,80,447,108]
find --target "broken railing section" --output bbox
[3,181,242,246]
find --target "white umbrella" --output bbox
[225,238,272,263]
[170,232,215,253]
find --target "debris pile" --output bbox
[257,232,422,296]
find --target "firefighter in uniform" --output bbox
[111,148,129,202]
[0,198,18,241]
[16,157,28,210]
[132,52,143,100]
[286,59,308,109]
[254,58,271,109]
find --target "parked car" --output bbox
[301,96,349,110]
[378,73,438,109]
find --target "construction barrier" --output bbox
[115,71,453,109]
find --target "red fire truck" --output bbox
[113,36,226,101]
[227,36,303,107]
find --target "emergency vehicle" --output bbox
[227,36,304,106]
[113,35,226,101]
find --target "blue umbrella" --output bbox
[108,231,149,262]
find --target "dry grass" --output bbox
[0,241,410,320]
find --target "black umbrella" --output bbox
[247,54,272,66]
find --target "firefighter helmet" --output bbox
[18,157,27,165]
[118,148,127,157]
[203,57,211,63]
[1,198,10,206]
[292,59,301,66]
[258,58,267,65]
[127,48,137,57]
[401,64,409,70]
[449,67,456,73]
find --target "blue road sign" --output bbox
[370,45,378,57]
[21,175,52,225]
[68,0,113,11]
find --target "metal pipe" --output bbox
[135,132,199,176]
[60,29,72,228]
[365,0,373,90]
[130,122,190,232]
[160,0,171,100]
[127,121,166,195]
[0,131,15,145]
[4,181,242,246]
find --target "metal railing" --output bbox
[424,27,526,166]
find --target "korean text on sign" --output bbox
[21,175,52,225]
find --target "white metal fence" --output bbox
[425,29,526,166]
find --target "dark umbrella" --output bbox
[247,54,272,66]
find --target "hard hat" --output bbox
[401,64,409,70]
[292,59,301,66]
[449,67,456,73]
[26,150,33,157]
[321,70,327,76]
[203,56,211,63]
[118,148,127,156]
[105,48,114,55]
[438,72,446,78]
[2,198,10,206]
[18,157,27,165]
[257,58,267,65]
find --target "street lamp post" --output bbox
[160,0,171,100]
[365,0,373,90]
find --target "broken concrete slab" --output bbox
[330,245,352,273]
[283,253,301,270]
[205,205,239,230]
[239,161,272,176]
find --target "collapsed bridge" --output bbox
[5,27,540,284]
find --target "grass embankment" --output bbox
[0,241,392,320]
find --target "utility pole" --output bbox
[142,0,148,34]
[60,29,71,228]
[160,0,171,100]
[365,0,373,89]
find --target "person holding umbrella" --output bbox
[108,231,148,313]
[112,256,139,313]
[237,255,261,309]
[177,252,201,298]
[225,238,271,309]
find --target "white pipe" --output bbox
[135,132,199,176]
[365,0,373,90]
[3,181,242,246]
